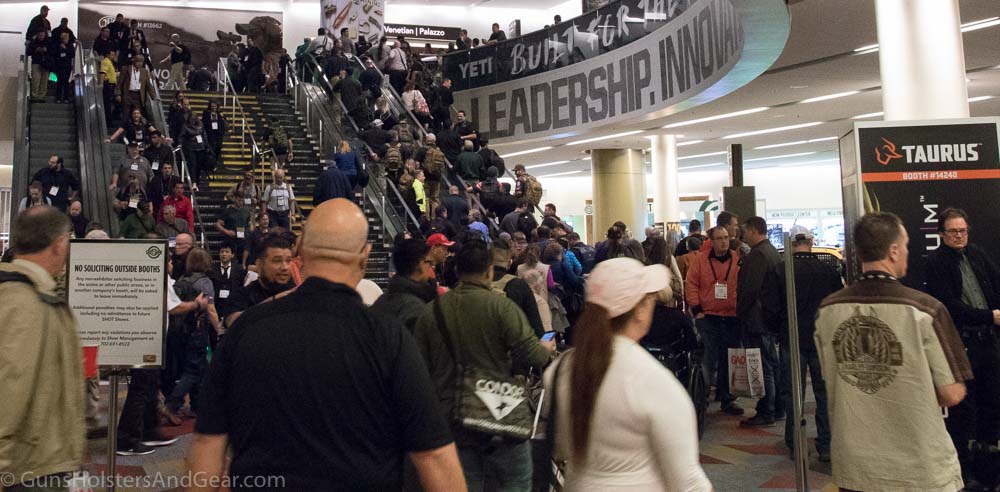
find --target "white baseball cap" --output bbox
[586,257,669,318]
[789,225,814,240]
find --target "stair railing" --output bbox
[217,58,270,197]
[342,55,501,235]
[290,58,423,240]
[10,54,31,226]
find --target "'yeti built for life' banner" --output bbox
[852,118,1000,290]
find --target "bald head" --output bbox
[302,199,370,271]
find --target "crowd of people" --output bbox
[4,176,999,490]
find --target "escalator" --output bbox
[11,47,118,236]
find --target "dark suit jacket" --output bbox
[212,262,246,319]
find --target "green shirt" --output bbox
[413,281,550,429]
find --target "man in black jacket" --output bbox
[925,208,1000,489]
[370,239,437,332]
[737,216,784,428]
[358,57,383,102]
[333,67,367,127]
[25,5,50,41]
[762,225,841,462]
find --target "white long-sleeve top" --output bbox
[543,336,711,492]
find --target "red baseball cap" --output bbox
[426,233,455,247]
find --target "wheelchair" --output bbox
[641,305,709,439]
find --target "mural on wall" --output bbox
[78,3,284,88]
[320,0,384,46]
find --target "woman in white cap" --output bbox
[544,257,711,491]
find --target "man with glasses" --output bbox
[926,208,1000,490]
[685,225,744,416]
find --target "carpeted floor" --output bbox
[83,381,837,491]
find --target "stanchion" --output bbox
[783,232,809,491]
[106,369,123,492]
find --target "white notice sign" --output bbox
[67,240,168,367]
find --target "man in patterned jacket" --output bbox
[815,212,973,491]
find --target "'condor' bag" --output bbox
[432,299,534,440]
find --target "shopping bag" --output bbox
[728,347,766,398]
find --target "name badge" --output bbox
[130,163,139,171]
[714,283,728,300]
[219,289,230,299]
[60,53,66,58]
[151,160,159,170]
[48,185,59,196]
[195,135,203,144]
[128,197,139,209]
[135,130,143,139]
[211,122,219,130]
[276,196,288,208]
[244,197,252,205]
[168,237,176,248]
[236,229,245,239]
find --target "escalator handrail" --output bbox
[10,54,31,226]
[292,57,424,238]
[78,47,118,237]
[216,58,268,194]
[348,55,547,221]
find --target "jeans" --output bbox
[748,333,784,419]
[781,341,830,451]
[457,440,533,492]
[117,368,160,447]
[53,68,72,102]
[166,327,208,413]
[946,330,1000,481]
[696,315,740,404]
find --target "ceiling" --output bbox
[488,0,1000,178]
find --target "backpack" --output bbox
[384,144,403,172]
[491,274,516,298]
[172,272,207,333]
[269,126,289,150]
[570,243,597,274]
[424,146,446,181]
[397,122,415,145]
[523,175,543,205]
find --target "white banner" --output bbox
[68,240,168,368]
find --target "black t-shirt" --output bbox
[228,278,295,315]
[196,278,452,489]
[489,31,507,43]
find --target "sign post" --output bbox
[783,232,808,492]
[67,239,168,491]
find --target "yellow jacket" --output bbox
[0,260,84,484]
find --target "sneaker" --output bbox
[817,448,831,462]
[141,433,178,447]
[739,415,776,427]
[116,442,156,456]
[721,402,745,416]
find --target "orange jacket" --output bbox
[685,250,740,317]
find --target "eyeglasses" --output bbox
[944,228,969,237]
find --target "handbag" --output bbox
[432,299,534,440]
[728,346,765,398]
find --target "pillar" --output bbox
[650,135,680,233]
[875,0,969,120]
[591,148,647,241]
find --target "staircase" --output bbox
[28,97,78,185]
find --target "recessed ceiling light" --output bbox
[790,85,809,89]
[525,161,569,170]
[745,151,816,162]
[537,170,583,178]
[679,151,727,160]
[677,140,703,147]
[853,44,879,53]
[969,95,995,102]
[662,107,769,129]
[500,146,552,158]
[852,112,884,119]
[724,122,823,139]
[753,137,837,150]
[679,162,726,170]
[567,130,644,146]
[961,17,1000,32]
[800,91,861,104]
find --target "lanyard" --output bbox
[709,254,733,283]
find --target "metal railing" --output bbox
[147,73,208,246]
[345,55,519,231]
[216,58,270,194]
[10,55,31,227]
[291,59,423,240]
